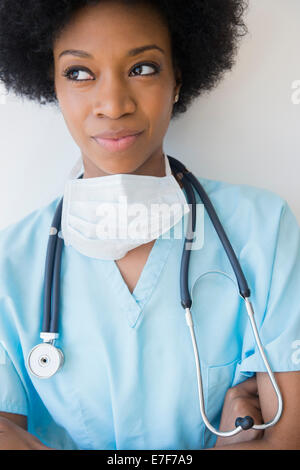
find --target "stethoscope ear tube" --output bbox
[169,156,283,437]
[186,170,251,299]
[179,173,197,309]
[243,298,283,430]
[168,155,250,298]
[185,300,283,437]
[185,306,246,438]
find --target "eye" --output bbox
[62,66,94,82]
[130,62,160,77]
[62,62,160,82]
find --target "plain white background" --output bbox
[0,0,299,230]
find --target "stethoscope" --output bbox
[27,155,283,438]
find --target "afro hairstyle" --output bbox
[0,0,248,120]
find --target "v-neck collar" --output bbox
[106,183,190,328]
[108,236,174,328]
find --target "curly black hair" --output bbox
[0,0,248,120]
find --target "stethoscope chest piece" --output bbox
[27,343,64,379]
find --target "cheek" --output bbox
[144,90,172,137]
[145,82,172,111]
[58,92,89,140]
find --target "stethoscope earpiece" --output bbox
[235,416,255,431]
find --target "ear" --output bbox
[174,67,182,93]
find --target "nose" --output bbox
[91,73,136,119]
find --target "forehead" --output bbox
[53,1,171,58]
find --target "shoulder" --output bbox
[188,175,299,287]
[0,197,61,296]
[0,196,60,247]
[196,175,287,216]
[193,175,290,238]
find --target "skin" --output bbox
[52,0,182,179]
[52,0,184,294]
[1,0,299,450]
[213,372,300,450]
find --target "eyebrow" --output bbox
[58,44,165,60]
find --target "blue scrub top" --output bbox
[0,175,300,450]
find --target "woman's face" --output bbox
[53,0,181,177]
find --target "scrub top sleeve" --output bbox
[238,200,300,374]
[0,341,29,416]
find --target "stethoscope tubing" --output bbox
[42,197,63,334]
[168,155,250,299]
[36,155,283,437]
[243,298,283,430]
[176,161,283,436]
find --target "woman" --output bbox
[0,0,299,450]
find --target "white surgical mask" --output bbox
[61,154,190,260]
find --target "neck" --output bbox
[82,150,167,179]
[80,150,184,189]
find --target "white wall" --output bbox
[0,0,299,230]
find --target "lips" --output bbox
[92,131,144,152]
[93,129,143,139]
